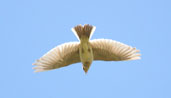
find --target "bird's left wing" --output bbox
[90,39,141,61]
[33,42,80,72]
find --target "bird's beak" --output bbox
[83,67,89,74]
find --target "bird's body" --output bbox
[74,25,95,73]
[79,37,93,73]
[33,24,141,73]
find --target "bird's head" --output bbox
[83,61,91,74]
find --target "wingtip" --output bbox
[33,67,46,72]
[34,70,42,73]
[32,63,36,65]
[128,56,141,60]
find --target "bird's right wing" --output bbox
[90,39,141,61]
[33,42,80,72]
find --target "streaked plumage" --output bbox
[33,24,141,73]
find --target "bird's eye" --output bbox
[84,62,90,67]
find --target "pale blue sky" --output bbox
[0,0,171,98]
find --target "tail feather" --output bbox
[71,24,96,40]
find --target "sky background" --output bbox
[0,0,171,98]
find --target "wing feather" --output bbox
[90,39,141,61]
[33,42,80,72]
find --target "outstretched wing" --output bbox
[90,39,141,61]
[33,42,80,72]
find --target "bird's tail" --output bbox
[71,24,96,40]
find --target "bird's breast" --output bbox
[79,41,93,66]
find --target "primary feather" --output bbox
[90,39,141,61]
[33,42,80,72]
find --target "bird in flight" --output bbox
[33,24,141,73]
